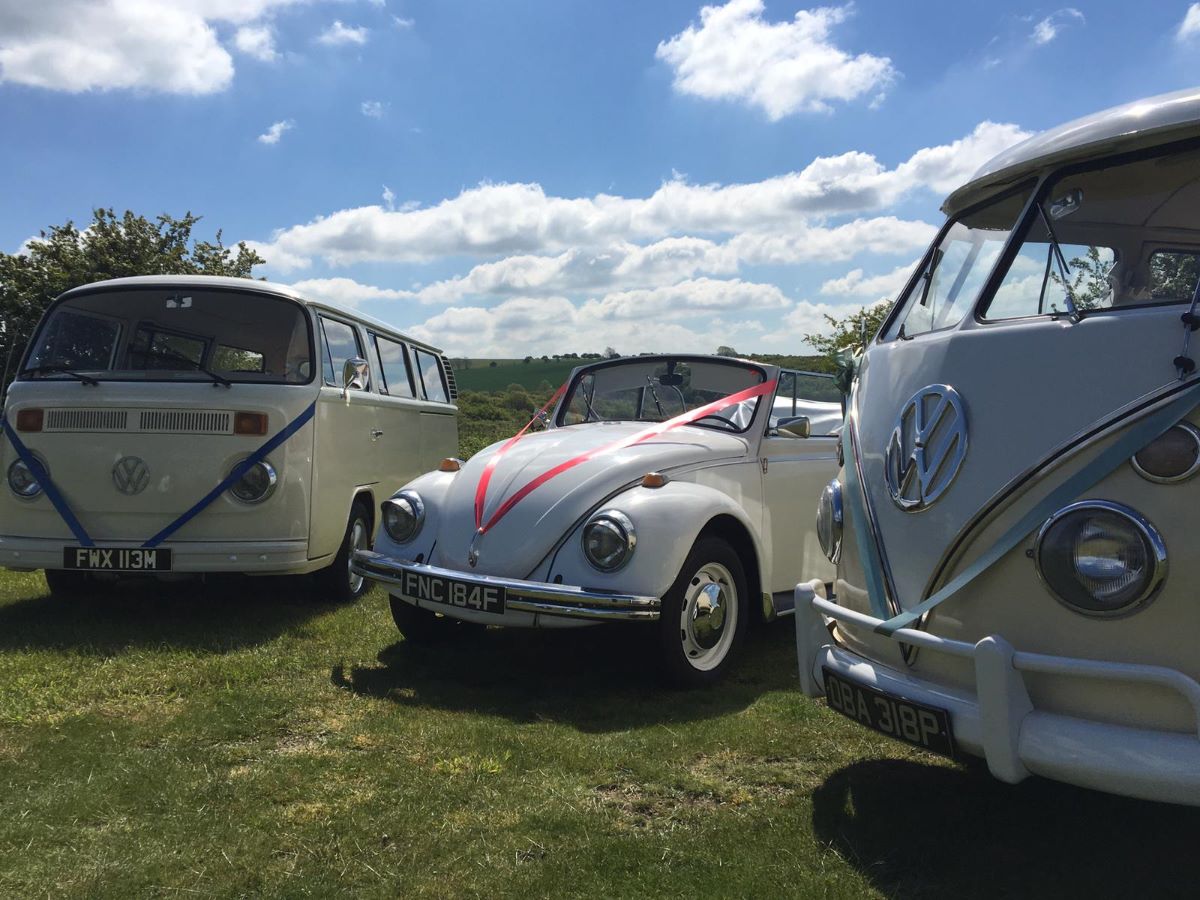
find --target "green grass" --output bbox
[2,572,1200,898]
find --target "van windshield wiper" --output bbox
[1037,203,1080,322]
[140,347,232,388]
[20,365,100,386]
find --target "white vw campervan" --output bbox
[1,275,458,601]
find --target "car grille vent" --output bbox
[138,410,232,434]
[44,408,129,432]
[442,358,459,401]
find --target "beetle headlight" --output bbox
[228,459,277,504]
[383,490,425,543]
[1034,501,1166,617]
[7,458,44,499]
[816,479,843,564]
[581,510,636,572]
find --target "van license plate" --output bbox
[398,570,506,614]
[63,547,173,572]
[823,668,955,758]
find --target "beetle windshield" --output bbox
[23,287,314,384]
[558,358,768,432]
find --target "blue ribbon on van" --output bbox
[842,380,1200,637]
[2,401,316,551]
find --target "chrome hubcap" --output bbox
[348,518,368,594]
[679,561,737,671]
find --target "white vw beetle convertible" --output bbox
[796,87,1200,805]
[355,354,841,685]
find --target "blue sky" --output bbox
[2,0,1199,356]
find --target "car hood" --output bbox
[429,422,750,576]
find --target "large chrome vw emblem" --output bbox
[112,456,150,496]
[884,385,968,512]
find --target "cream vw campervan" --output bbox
[1,275,458,601]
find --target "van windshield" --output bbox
[23,287,314,384]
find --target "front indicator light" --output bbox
[16,409,43,432]
[438,458,462,472]
[227,459,277,504]
[1131,422,1200,483]
[1034,500,1166,617]
[582,510,636,572]
[383,491,425,543]
[234,411,269,436]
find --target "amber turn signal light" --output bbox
[641,472,669,488]
[15,408,43,433]
[233,411,269,436]
[438,457,463,472]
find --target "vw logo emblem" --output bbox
[884,385,968,512]
[112,456,150,496]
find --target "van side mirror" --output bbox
[342,357,369,399]
[776,416,811,439]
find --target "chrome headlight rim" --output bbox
[1130,421,1200,484]
[226,458,278,505]
[581,509,637,573]
[1034,499,1167,619]
[7,457,45,500]
[383,490,425,544]
[817,479,843,564]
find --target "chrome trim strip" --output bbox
[352,550,661,621]
[846,394,902,620]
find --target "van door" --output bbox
[409,346,458,467]
[309,314,378,561]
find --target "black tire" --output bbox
[389,595,480,643]
[44,569,96,598]
[312,500,373,603]
[656,536,749,688]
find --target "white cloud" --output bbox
[361,99,387,118]
[253,122,1015,270]
[234,25,278,63]
[1030,8,1084,45]
[257,119,295,145]
[393,15,415,29]
[655,0,895,119]
[0,1,309,94]
[318,20,369,46]
[1179,4,1200,41]
[819,263,914,299]
[382,185,396,210]
[292,277,414,307]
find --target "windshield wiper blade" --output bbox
[1037,203,1080,322]
[20,365,100,386]
[141,347,232,388]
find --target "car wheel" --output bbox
[313,500,373,603]
[657,537,748,688]
[389,594,480,643]
[44,569,97,598]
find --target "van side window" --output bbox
[1149,251,1200,302]
[319,316,365,389]
[413,349,448,403]
[371,334,415,398]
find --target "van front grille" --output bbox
[138,410,232,434]
[44,408,129,432]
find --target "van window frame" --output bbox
[19,285,317,387]
[317,313,367,390]
[368,331,418,398]
[411,347,449,404]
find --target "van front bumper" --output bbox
[352,550,661,624]
[794,579,1200,807]
[0,535,319,575]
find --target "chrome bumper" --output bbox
[352,550,661,622]
[794,579,1200,807]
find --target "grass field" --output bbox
[3,571,1200,898]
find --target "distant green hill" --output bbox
[450,353,834,393]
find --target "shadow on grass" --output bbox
[0,573,332,654]
[812,758,1200,898]
[332,619,795,733]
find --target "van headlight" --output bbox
[7,458,44,499]
[383,491,424,543]
[581,510,636,572]
[1034,501,1167,617]
[227,459,277,504]
[816,479,843,563]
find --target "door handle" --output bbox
[371,429,384,439]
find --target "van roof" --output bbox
[945,86,1200,215]
[58,274,444,355]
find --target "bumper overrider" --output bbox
[352,550,661,622]
[794,579,1200,807]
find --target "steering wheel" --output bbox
[690,414,738,431]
